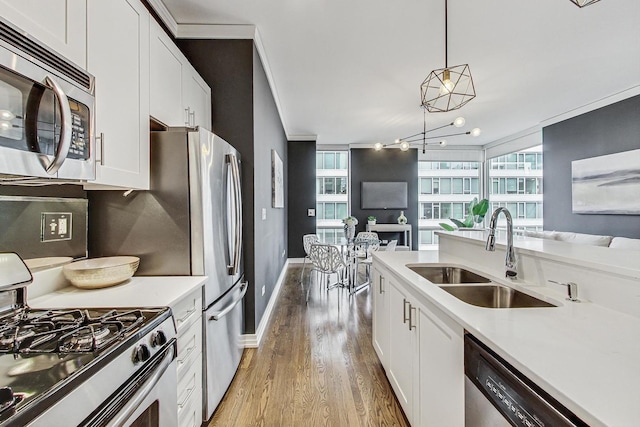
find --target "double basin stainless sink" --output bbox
[407,265,556,308]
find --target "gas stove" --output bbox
[0,307,175,426]
[0,253,178,427]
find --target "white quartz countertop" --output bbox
[30,275,206,309]
[373,250,640,427]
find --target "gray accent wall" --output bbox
[287,141,317,258]
[177,39,288,334]
[542,95,640,238]
[350,148,419,249]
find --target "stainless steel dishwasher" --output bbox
[464,334,589,427]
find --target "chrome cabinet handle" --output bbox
[41,75,72,174]
[176,304,196,324]
[189,110,195,127]
[184,107,190,126]
[379,275,384,294]
[409,305,417,330]
[178,380,196,408]
[177,342,196,365]
[403,298,410,324]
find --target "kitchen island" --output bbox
[372,231,640,427]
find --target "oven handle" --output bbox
[209,281,248,321]
[42,75,72,175]
[107,342,175,426]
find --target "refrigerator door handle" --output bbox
[209,281,248,321]
[226,153,243,276]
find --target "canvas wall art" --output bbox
[272,149,284,208]
[571,149,640,215]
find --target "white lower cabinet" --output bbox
[173,287,203,427]
[374,262,465,426]
[416,300,464,426]
[372,266,390,366]
[388,279,417,424]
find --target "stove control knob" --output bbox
[132,344,151,364]
[150,330,167,348]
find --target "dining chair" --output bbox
[353,233,380,293]
[386,240,398,251]
[300,234,320,287]
[306,244,348,302]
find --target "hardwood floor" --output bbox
[207,265,409,427]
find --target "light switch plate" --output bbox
[308,208,315,217]
[262,208,267,220]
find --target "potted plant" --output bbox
[367,216,376,225]
[439,197,489,231]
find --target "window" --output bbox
[316,202,348,220]
[316,150,349,239]
[316,151,348,170]
[418,160,480,250]
[316,177,348,195]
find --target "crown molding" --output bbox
[288,135,317,142]
[539,85,640,128]
[145,0,178,35]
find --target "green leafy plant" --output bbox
[439,197,489,230]
[367,216,376,221]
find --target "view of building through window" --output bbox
[418,161,481,250]
[488,145,543,233]
[315,146,542,249]
[316,151,349,244]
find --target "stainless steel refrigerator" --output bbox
[89,127,246,421]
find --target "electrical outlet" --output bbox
[261,285,265,296]
[41,212,73,242]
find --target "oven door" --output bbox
[80,340,178,427]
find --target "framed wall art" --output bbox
[571,148,640,214]
[272,149,284,208]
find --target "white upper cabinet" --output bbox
[85,0,150,190]
[0,0,87,68]
[150,19,211,129]
[183,66,212,130]
[149,19,184,127]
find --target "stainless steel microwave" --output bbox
[0,17,95,182]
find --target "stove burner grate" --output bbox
[0,309,146,354]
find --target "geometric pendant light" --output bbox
[420,0,476,112]
[570,0,601,7]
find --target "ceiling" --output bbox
[159,0,640,147]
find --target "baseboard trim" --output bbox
[239,259,290,348]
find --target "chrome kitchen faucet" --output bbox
[485,207,518,280]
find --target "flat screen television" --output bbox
[361,181,408,209]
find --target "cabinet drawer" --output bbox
[177,317,202,377]
[177,354,203,427]
[173,288,202,334]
